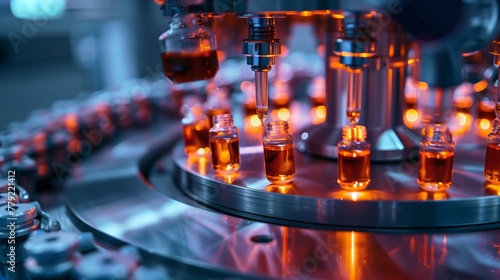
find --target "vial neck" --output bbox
[213,114,234,127]
[423,124,453,143]
[266,121,289,135]
[342,125,367,142]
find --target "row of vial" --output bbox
[182,103,374,188]
[184,103,500,190]
[182,104,296,184]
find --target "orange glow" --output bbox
[458,113,469,127]
[311,106,327,125]
[452,113,473,135]
[480,118,491,130]
[277,108,291,121]
[250,115,261,127]
[417,82,428,90]
[265,184,294,194]
[299,11,313,16]
[476,119,493,138]
[473,80,488,92]
[334,51,374,58]
[404,109,420,129]
[315,105,326,119]
[198,156,207,175]
[408,58,416,65]
[390,61,406,68]
[406,109,419,122]
[485,183,500,196]
[455,96,474,109]
[197,147,210,156]
[65,113,79,134]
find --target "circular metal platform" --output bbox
[173,133,500,230]
[63,121,500,279]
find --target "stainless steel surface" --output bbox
[301,16,420,161]
[174,137,500,229]
[64,122,500,279]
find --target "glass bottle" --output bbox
[181,104,210,156]
[337,125,370,190]
[484,111,500,185]
[159,13,219,84]
[263,121,295,184]
[417,124,455,191]
[209,114,240,174]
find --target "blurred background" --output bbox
[0,0,166,130]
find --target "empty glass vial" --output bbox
[159,13,219,84]
[418,124,455,191]
[337,125,370,190]
[209,114,240,174]
[181,104,210,156]
[484,116,500,184]
[263,121,295,184]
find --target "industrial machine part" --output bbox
[1,0,500,279]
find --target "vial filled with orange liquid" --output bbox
[181,104,210,156]
[417,124,455,191]
[159,13,219,84]
[484,117,500,184]
[337,125,370,190]
[209,114,240,174]
[263,121,295,184]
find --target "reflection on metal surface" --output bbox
[63,123,500,279]
[174,137,500,229]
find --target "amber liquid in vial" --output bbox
[161,50,219,83]
[485,143,500,184]
[207,108,230,128]
[210,137,240,174]
[264,144,295,184]
[337,149,370,190]
[418,151,454,191]
[183,124,210,155]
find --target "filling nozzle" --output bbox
[254,68,270,123]
[345,67,363,124]
[242,16,282,125]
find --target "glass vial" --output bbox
[337,125,370,190]
[181,104,210,156]
[209,114,240,174]
[418,124,455,191]
[485,117,500,184]
[263,121,295,184]
[159,13,219,84]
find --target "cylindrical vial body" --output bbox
[209,114,240,174]
[181,104,210,156]
[484,118,500,184]
[263,121,295,184]
[417,124,455,191]
[337,125,370,190]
